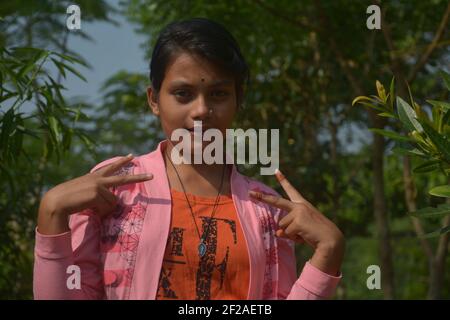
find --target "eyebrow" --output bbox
[168,79,233,87]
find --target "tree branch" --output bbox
[251,0,314,31]
[408,2,450,83]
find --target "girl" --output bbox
[34,18,344,300]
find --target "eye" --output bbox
[174,90,189,97]
[211,90,229,98]
[173,89,192,102]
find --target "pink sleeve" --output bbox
[277,235,342,300]
[33,211,104,300]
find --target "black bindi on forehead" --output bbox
[201,78,205,82]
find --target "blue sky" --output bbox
[62,3,148,105]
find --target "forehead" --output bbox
[163,52,234,85]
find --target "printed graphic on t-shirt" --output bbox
[156,190,249,300]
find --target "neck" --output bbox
[164,142,231,197]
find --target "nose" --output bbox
[190,94,210,121]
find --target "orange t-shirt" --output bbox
[156,189,250,300]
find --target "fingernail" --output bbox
[275,168,285,182]
[126,153,133,158]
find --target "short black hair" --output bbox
[149,17,249,107]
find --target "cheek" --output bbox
[217,103,236,124]
[158,96,183,121]
[214,112,235,137]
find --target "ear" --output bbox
[147,86,160,116]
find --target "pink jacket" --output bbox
[34,141,341,300]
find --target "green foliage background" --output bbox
[0,0,449,299]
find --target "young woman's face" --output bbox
[147,52,237,148]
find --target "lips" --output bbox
[186,126,211,133]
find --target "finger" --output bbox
[276,229,304,244]
[96,154,134,177]
[98,186,118,207]
[278,212,295,229]
[102,173,153,188]
[93,201,115,217]
[248,190,294,211]
[275,169,305,203]
[283,222,300,238]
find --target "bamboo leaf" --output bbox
[58,61,87,82]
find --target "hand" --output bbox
[37,154,153,235]
[248,169,344,276]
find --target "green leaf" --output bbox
[0,162,16,195]
[378,112,396,118]
[352,96,376,106]
[391,147,426,157]
[357,101,387,113]
[58,61,87,82]
[369,128,413,142]
[413,160,441,173]
[48,116,61,144]
[62,128,73,151]
[419,120,450,162]
[47,75,66,103]
[429,185,450,198]
[43,135,53,160]
[397,96,423,132]
[422,226,450,239]
[406,82,417,114]
[11,115,24,157]
[376,80,386,101]
[443,110,450,126]
[427,100,450,111]
[52,52,88,67]
[17,60,36,78]
[432,104,441,130]
[410,204,450,218]
[0,108,15,156]
[50,58,66,79]
[439,70,450,91]
[389,77,395,111]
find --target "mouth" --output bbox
[186,126,211,133]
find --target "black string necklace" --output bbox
[165,149,226,258]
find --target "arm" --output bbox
[33,211,104,300]
[33,155,152,300]
[276,235,341,300]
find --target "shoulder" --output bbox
[234,171,284,217]
[88,151,158,175]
